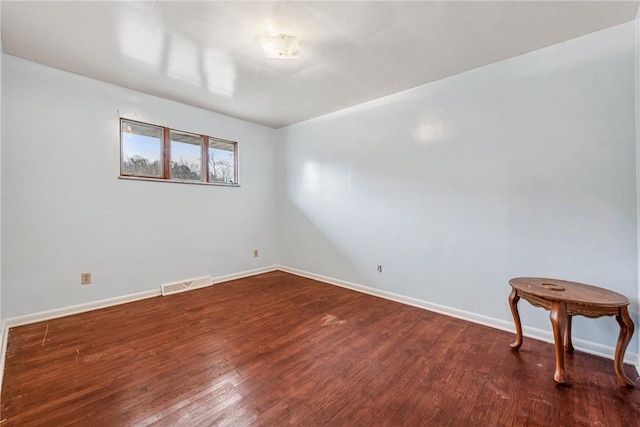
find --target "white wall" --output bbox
[0,5,3,326]
[2,55,279,318]
[278,22,638,354]
[636,10,640,367]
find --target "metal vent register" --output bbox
[161,276,213,296]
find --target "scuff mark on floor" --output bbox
[486,382,510,400]
[41,324,49,347]
[85,352,103,362]
[321,314,346,326]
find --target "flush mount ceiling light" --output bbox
[256,34,300,59]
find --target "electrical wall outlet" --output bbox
[254,249,259,258]
[81,272,92,285]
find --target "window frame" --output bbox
[119,118,239,186]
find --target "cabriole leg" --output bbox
[564,315,574,353]
[614,306,635,388]
[549,301,567,384]
[509,288,523,350]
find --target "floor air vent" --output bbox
[161,276,213,296]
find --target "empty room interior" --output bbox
[1,0,640,425]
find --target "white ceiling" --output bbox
[2,1,639,129]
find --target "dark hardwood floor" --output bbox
[1,271,639,426]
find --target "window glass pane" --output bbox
[209,139,236,184]
[121,120,163,177]
[170,131,202,181]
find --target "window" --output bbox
[120,119,238,185]
[208,138,236,183]
[121,121,164,178]
[170,130,202,181]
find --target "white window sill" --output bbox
[118,175,240,187]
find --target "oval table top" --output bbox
[509,277,629,308]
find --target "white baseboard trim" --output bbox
[277,265,639,366]
[0,319,7,395]
[4,289,161,330]
[213,265,279,284]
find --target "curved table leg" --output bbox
[614,305,635,388]
[509,288,523,350]
[564,315,574,353]
[550,301,567,384]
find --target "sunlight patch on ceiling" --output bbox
[117,10,163,71]
[117,5,236,98]
[202,49,237,99]
[166,33,236,98]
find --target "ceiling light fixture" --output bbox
[256,34,300,59]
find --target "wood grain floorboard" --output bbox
[1,271,639,426]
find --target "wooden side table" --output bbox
[508,277,635,387]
